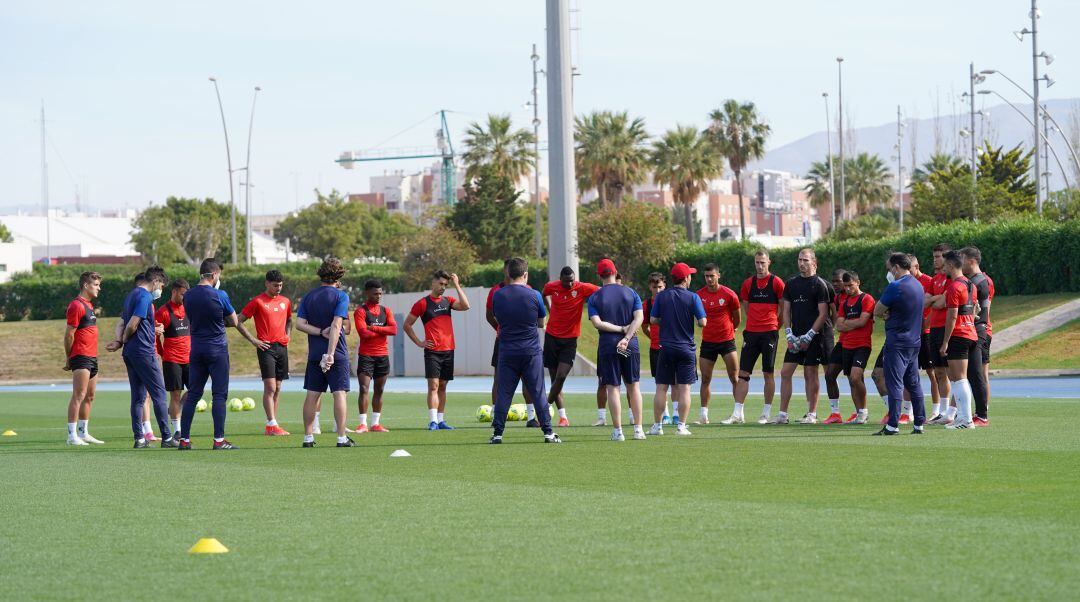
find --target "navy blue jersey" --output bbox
[879,274,924,348]
[120,287,156,358]
[298,285,350,359]
[651,287,706,354]
[587,283,642,355]
[184,284,235,354]
[492,284,546,356]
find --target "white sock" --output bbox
[633,424,644,434]
[77,419,88,435]
[828,398,840,413]
[67,422,77,437]
[437,412,445,423]
[526,404,536,420]
[661,407,670,418]
[429,409,438,423]
[314,411,321,423]
[598,408,606,420]
[303,434,314,443]
[946,405,958,419]
[628,411,635,424]
[761,403,772,417]
[858,408,869,417]
[267,419,278,427]
[932,400,942,415]
[359,414,368,426]
[953,379,974,423]
[700,407,709,419]
[734,402,745,417]
[613,426,623,433]
[332,420,339,432]
[372,412,381,425]
[172,418,181,432]
[142,420,153,435]
[213,437,223,443]
[558,408,567,419]
[778,411,788,419]
[337,435,349,444]
[670,401,678,417]
[901,399,913,415]
[940,398,950,414]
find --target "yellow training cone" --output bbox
[189,538,229,554]
[2,430,16,436]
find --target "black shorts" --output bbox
[425,350,455,381]
[649,347,660,378]
[842,346,871,376]
[162,361,189,391]
[490,339,500,368]
[69,355,98,379]
[783,334,829,366]
[919,332,932,370]
[946,336,977,361]
[700,339,736,362]
[928,327,947,368]
[257,343,290,381]
[739,331,778,375]
[980,332,992,364]
[827,340,843,366]
[357,354,390,379]
[543,333,578,370]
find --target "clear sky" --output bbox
[1,0,1077,215]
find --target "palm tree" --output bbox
[844,152,894,215]
[651,125,723,242]
[461,114,537,186]
[574,110,650,206]
[706,100,771,240]
[804,157,836,209]
[912,152,966,185]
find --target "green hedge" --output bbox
[645,216,1080,298]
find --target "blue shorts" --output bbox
[303,355,351,393]
[656,347,698,385]
[597,352,640,386]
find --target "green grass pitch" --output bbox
[2,390,1078,600]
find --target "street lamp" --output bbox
[243,85,261,265]
[836,57,845,221]
[209,77,238,263]
[976,83,1080,185]
[822,92,836,231]
[1012,0,1046,212]
[977,89,1074,191]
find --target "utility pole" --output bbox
[836,57,846,221]
[209,77,238,264]
[1030,0,1043,213]
[546,0,577,278]
[531,44,543,259]
[1043,106,1051,196]
[896,105,905,233]
[970,62,979,221]
[822,93,836,232]
[244,86,261,265]
[40,101,50,263]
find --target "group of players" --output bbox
[60,240,993,448]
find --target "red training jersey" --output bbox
[836,292,875,349]
[66,297,98,358]
[354,302,397,357]
[241,293,292,345]
[485,284,503,333]
[410,295,456,351]
[697,285,741,343]
[929,272,949,329]
[945,277,978,341]
[917,273,933,334]
[739,274,784,333]
[986,275,996,336]
[154,301,190,364]
[643,297,661,350]
[542,280,600,339]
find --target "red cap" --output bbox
[596,258,617,277]
[670,262,697,280]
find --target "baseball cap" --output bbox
[670,262,697,280]
[596,258,617,277]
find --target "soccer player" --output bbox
[64,271,103,445]
[832,271,874,424]
[641,272,675,425]
[649,263,707,436]
[821,268,846,423]
[731,250,785,424]
[588,259,646,441]
[873,253,926,435]
[542,266,600,428]
[295,258,354,447]
[773,248,832,424]
[404,270,471,430]
[178,258,262,450]
[238,270,293,436]
[155,279,190,439]
[960,246,991,426]
[939,250,980,430]
[696,263,741,425]
[486,262,535,424]
[106,266,176,448]
[926,243,954,424]
[490,257,560,444]
[353,279,396,433]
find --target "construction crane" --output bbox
[336,110,457,206]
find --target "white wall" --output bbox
[0,243,33,283]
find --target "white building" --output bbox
[0,243,33,283]
[2,213,137,262]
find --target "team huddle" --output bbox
[60,242,993,448]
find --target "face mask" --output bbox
[152,288,163,300]
[885,272,896,283]
[214,278,221,290]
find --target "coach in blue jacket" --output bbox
[874,252,927,435]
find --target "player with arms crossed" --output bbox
[773,249,832,424]
[832,271,874,424]
[238,270,293,436]
[729,250,785,425]
[352,279,397,433]
[695,264,741,425]
[542,266,599,428]
[925,243,955,424]
[64,271,104,445]
[155,279,190,439]
[404,270,470,430]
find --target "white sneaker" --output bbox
[67,435,89,446]
[929,414,951,425]
[720,414,744,425]
[79,433,104,444]
[648,424,664,436]
[693,416,710,425]
[851,414,869,425]
[946,420,974,430]
[757,414,770,425]
[675,424,693,436]
[592,419,607,427]
[611,429,625,442]
[632,430,647,441]
[798,413,818,424]
[769,414,789,425]
[312,422,322,435]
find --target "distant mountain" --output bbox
[753,98,1080,190]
